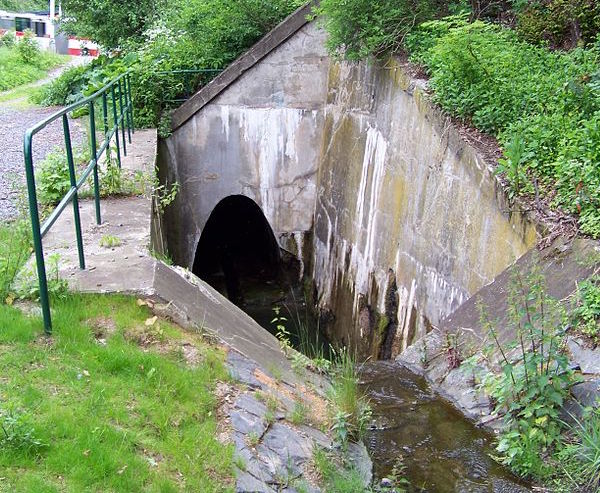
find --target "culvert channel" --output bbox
[156,194,532,493]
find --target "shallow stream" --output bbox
[203,272,530,492]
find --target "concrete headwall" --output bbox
[313,60,538,358]
[158,13,329,269]
[159,14,539,359]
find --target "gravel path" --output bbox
[0,60,87,221]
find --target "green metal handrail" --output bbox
[23,70,134,335]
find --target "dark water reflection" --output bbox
[360,361,531,493]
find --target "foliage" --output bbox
[99,234,121,248]
[328,348,372,447]
[406,18,600,236]
[0,408,45,455]
[313,0,443,60]
[0,294,233,491]
[557,408,600,491]
[478,267,578,478]
[41,0,303,128]
[573,275,600,340]
[35,63,94,106]
[0,43,65,91]
[0,0,48,9]
[16,253,70,301]
[16,30,39,64]
[515,0,600,49]
[60,0,166,49]
[0,221,31,304]
[0,30,15,48]
[313,448,371,493]
[36,148,74,205]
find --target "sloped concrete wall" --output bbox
[158,22,329,268]
[311,59,538,358]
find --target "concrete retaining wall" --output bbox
[159,16,539,358]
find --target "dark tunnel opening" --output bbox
[192,195,281,306]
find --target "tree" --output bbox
[59,0,166,48]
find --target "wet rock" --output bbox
[256,423,312,478]
[572,379,600,407]
[491,478,531,493]
[346,441,373,487]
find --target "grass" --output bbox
[0,82,44,108]
[0,46,67,92]
[328,349,371,445]
[313,448,370,493]
[0,293,234,492]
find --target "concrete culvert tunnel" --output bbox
[192,195,281,306]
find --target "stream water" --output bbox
[201,272,530,492]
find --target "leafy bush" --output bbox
[36,63,93,106]
[515,0,600,49]
[0,30,15,48]
[36,148,75,205]
[478,267,578,478]
[314,0,443,60]
[16,30,40,64]
[574,276,600,340]
[406,18,600,236]
[43,0,303,128]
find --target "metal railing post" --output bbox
[63,115,85,270]
[126,74,135,134]
[23,133,52,334]
[124,76,132,143]
[89,101,101,225]
[110,85,122,168]
[117,79,127,155]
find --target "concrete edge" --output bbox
[170,1,317,131]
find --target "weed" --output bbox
[328,348,372,447]
[573,275,600,341]
[247,431,260,447]
[313,448,371,493]
[557,408,600,490]
[16,253,69,301]
[0,220,31,303]
[0,408,45,455]
[478,266,578,478]
[290,401,308,426]
[99,235,122,248]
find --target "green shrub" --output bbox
[478,267,578,478]
[314,0,443,60]
[574,276,600,340]
[0,30,15,48]
[16,30,40,64]
[37,63,93,106]
[36,148,75,205]
[516,0,600,49]
[406,18,600,236]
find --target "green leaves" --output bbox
[409,17,600,237]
